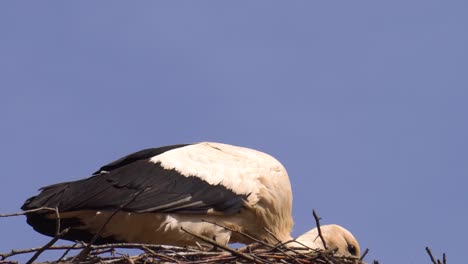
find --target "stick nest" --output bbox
[1,208,447,264]
[0,242,364,264]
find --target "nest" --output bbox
[1,208,446,264]
[0,242,364,264]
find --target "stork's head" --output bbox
[294,224,360,258]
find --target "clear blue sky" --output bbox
[1,1,467,263]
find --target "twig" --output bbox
[25,228,70,264]
[321,246,339,264]
[180,227,264,264]
[18,207,63,264]
[426,247,437,264]
[237,242,264,253]
[0,207,58,217]
[142,246,180,263]
[57,243,77,262]
[0,261,19,264]
[275,239,318,258]
[52,207,61,236]
[259,229,306,263]
[198,220,301,263]
[74,189,146,261]
[359,248,369,261]
[1,243,189,260]
[202,219,273,248]
[263,227,281,244]
[187,255,236,264]
[312,210,327,250]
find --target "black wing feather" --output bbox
[22,145,249,244]
[23,160,247,215]
[93,144,190,174]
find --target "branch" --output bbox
[259,230,312,263]
[0,207,64,263]
[74,189,146,261]
[56,243,77,262]
[180,227,264,264]
[25,228,70,264]
[0,207,58,217]
[312,210,327,250]
[142,246,181,264]
[201,219,272,249]
[261,227,281,244]
[201,220,297,262]
[425,247,437,264]
[359,248,369,261]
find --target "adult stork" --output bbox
[22,142,360,257]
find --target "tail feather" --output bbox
[21,181,120,244]
[21,182,70,211]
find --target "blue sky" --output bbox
[1,1,467,263]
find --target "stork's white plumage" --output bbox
[22,142,360,257]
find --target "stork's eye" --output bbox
[347,244,357,256]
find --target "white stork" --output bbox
[22,142,360,257]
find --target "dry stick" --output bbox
[331,254,361,262]
[258,228,307,263]
[187,255,237,264]
[201,220,305,263]
[237,242,264,253]
[312,210,327,250]
[123,255,135,264]
[180,227,264,264]
[426,247,438,264]
[74,189,146,261]
[1,243,190,260]
[0,207,63,262]
[202,219,280,255]
[359,248,369,261]
[262,226,308,258]
[443,253,446,264]
[25,207,63,264]
[142,246,181,264]
[320,246,340,264]
[307,246,338,264]
[0,260,19,264]
[0,207,59,217]
[165,251,221,257]
[1,246,67,260]
[262,228,317,260]
[260,229,316,263]
[129,254,147,264]
[157,250,189,263]
[1,244,144,261]
[57,243,78,262]
[262,227,281,244]
[201,219,272,248]
[281,241,327,261]
[0,208,59,261]
[25,228,70,264]
[262,227,308,262]
[52,207,61,236]
[269,240,313,261]
[89,248,116,256]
